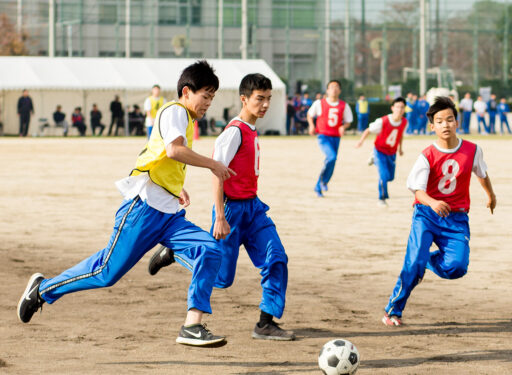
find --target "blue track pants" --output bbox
[315,134,341,192]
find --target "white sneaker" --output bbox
[368,155,374,166]
[378,199,388,207]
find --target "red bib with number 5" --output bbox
[414,140,477,212]
[374,115,407,155]
[223,120,259,200]
[316,98,346,137]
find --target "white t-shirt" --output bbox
[407,138,488,193]
[473,100,487,115]
[144,96,167,127]
[307,99,353,124]
[116,103,189,213]
[459,98,473,112]
[213,117,256,167]
[368,115,408,134]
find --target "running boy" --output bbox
[355,97,408,206]
[149,73,295,341]
[17,60,235,346]
[307,80,353,197]
[382,96,496,326]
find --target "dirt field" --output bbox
[1,135,511,374]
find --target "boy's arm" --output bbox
[307,113,316,135]
[166,137,235,181]
[398,135,404,156]
[415,190,451,217]
[355,128,371,148]
[212,176,230,240]
[476,174,496,214]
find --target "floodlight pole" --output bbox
[241,0,248,59]
[419,0,426,95]
[48,0,55,57]
[218,0,223,58]
[504,0,509,85]
[125,0,131,58]
[324,0,330,86]
[17,0,22,35]
[344,0,350,80]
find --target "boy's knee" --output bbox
[446,261,467,279]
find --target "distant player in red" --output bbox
[307,80,353,197]
[356,97,407,205]
[382,96,497,326]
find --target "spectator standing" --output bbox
[144,84,166,139]
[405,93,417,134]
[53,105,69,136]
[286,96,295,135]
[90,104,105,136]
[459,93,473,134]
[497,98,512,134]
[487,94,498,134]
[301,92,312,109]
[416,95,430,135]
[71,107,86,136]
[17,89,34,137]
[356,94,370,133]
[108,95,123,136]
[473,96,489,134]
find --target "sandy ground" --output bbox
[0,134,511,375]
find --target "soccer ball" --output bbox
[318,339,360,375]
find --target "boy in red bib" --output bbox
[356,97,408,205]
[382,96,497,326]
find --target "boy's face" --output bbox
[183,86,216,119]
[391,101,405,118]
[326,82,341,98]
[430,108,458,140]
[152,87,160,97]
[242,89,272,118]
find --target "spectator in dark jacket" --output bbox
[17,89,34,137]
[53,105,69,136]
[128,105,145,136]
[90,104,105,136]
[108,95,123,136]
[71,107,86,136]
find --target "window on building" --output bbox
[159,0,201,26]
[223,0,258,27]
[272,0,316,29]
[99,0,146,25]
[99,2,118,24]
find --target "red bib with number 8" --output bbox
[222,120,259,200]
[414,140,477,212]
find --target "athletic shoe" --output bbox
[148,245,175,276]
[382,313,403,326]
[17,273,45,323]
[368,155,374,166]
[176,324,226,346]
[320,182,328,192]
[252,321,296,341]
[314,187,324,198]
[378,199,388,207]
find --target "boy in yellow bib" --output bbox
[17,61,235,347]
[144,84,166,138]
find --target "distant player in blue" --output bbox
[356,94,370,133]
[416,95,430,134]
[405,93,417,134]
[17,61,236,347]
[487,94,498,134]
[497,98,511,134]
[148,74,295,341]
[382,97,497,326]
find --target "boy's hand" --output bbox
[179,189,190,207]
[213,216,231,240]
[308,124,316,136]
[355,140,363,148]
[399,149,404,156]
[487,193,497,214]
[211,160,236,181]
[430,200,451,217]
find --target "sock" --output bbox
[258,311,273,328]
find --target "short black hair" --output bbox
[426,96,457,123]
[327,79,341,88]
[391,96,406,106]
[239,73,272,97]
[177,60,219,98]
[152,84,160,89]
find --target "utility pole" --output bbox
[125,0,131,58]
[504,0,509,85]
[344,0,350,80]
[381,24,388,98]
[17,0,22,35]
[48,0,55,57]
[241,0,248,59]
[361,0,367,85]
[419,0,427,95]
[186,0,192,57]
[218,0,223,58]
[473,23,479,91]
[285,0,290,81]
[324,0,330,86]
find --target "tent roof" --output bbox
[0,56,285,91]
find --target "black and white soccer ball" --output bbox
[318,339,360,375]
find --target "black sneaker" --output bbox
[252,321,296,341]
[148,246,175,275]
[17,273,45,323]
[176,324,226,346]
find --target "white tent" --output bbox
[0,57,286,136]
